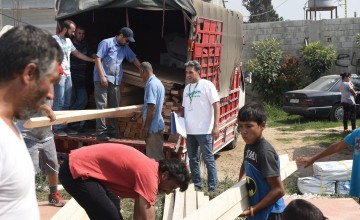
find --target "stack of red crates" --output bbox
[219,66,241,124]
[191,17,222,90]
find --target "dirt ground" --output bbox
[215,126,354,181]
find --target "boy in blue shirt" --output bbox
[297,128,360,201]
[238,103,285,220]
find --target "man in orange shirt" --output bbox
[59,143,190,219]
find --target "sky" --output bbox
[225,0,360,21]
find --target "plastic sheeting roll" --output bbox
[313,160,352,181]
[298,177,335,195]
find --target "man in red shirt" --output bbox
[59,143,190,219]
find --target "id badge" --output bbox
[188,105,193,111]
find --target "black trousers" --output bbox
[59,158,123,220]
[342,102,356,130]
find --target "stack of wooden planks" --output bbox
[119,83,144,107]
[163,184,209,220]
[119,64,185,142]
[163,154,298,220]
[118,112,144,139]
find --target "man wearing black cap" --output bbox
[93,27,141,140]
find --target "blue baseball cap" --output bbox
[120,27,135,42]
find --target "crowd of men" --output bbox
[2,18,358,220]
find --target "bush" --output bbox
[246,39,304,105]
[279,55,304,92]
[300,41,337,81]
[356,33,360,47]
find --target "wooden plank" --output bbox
[185,184,197,217]
[184,179,248,220]
[196,191,206,209]
[162,193,175,220]
[279,154,290,168]
[23,105,143,128]
[280,161,298,181]
[184,154,297,220]
[172,188,185,220]
[217,196,250,220]
[50,198,89,220]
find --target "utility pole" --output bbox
[339,0,348,18]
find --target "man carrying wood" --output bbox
[59,143,190,219]
[17,99,66,207]
[139,61,166,161]
[237,103,285,219]
[93,27,141,140]
[0,25,63,219]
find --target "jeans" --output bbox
[94,81,120,136]
[342,102,356,130]
[70,77,88,128]
[53,74,72,131]
[59,158,122,220]
[186,134,218,191]
[71,77,88,111]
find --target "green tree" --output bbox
[300,41,337,81]
[242,0,283,23]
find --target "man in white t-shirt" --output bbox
[181,60,220,193]
[53,20,95,136]
[0,25,63,219]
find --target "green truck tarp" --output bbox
[57,0,196,19]
[56,0,243,98]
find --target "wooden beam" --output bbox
[281,161,298,181]
[184,154,297,220]
[217,196,250,220]
[196,191,207,209]
[184,179,248,220]
[50,198,89,220]
[185,184,197,216]
[172,188,185,220]
[23,105,143,128]
[163,193,175,220]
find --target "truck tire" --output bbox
[330,103,343,121]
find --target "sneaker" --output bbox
[96,134,110,141]
[48,191,66,207]
[53,130,67,137]
[64,128,78,135]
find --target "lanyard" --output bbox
[188,82,199,105]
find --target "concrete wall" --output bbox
[243,18,360,75]
[0,9,57,34]
[242,18,360,102]
[1,0,53,9]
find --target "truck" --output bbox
[54,0,245,160]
